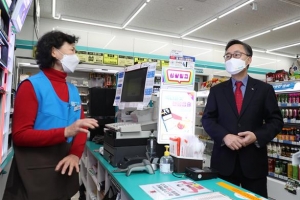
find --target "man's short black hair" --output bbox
[225,39,253,57]
[35,31,79,69]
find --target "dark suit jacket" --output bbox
[202,76,283,179]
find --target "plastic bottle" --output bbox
[147,131,157,158]
[159,145,174,174]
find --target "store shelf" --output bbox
[199,138,214,144]
[268,172,289,182]
[268,154,292,162]
[81,102,88,106]
[270,81,300,93]
[196,105,206,108]
[75,85,89,88]
[272,139,300,146]
[80,93,89,96]
[195,115,202,118]
[88,168,100,191]
[196,89,209,98]
[195,126,204,130]
[278,103,300,107]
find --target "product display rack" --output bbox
[0,0,15,166]
[267,80,300,200]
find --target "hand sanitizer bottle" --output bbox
[160,145,174,174]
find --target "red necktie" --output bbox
[235,81,243,114]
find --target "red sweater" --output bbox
[12,68,87,158]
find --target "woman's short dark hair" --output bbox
[225,39,253,57]
[35,31,79,69]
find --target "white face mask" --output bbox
[56,50,80,73]
[225,58,246,75]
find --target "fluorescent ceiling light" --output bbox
[279,0,300,7]
[240,30,271,41]
[273,19,300,31]
[267,42,300,51]
[125,28,180,38]
[252,48,266,53]
[103,36,116,49]
[52,0,60,19]
[183,37,226,46]
[181,18,217,37]
[147,0,151,2]
[219,0,254,18]
[266,51,295,58]
[61,17,122,29]
[149,43,168,54]
[122,3,147,28]
[135,38,166,44]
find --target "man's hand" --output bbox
[223,134,244,150]
[238,131,257,147]
[55,154,80,176]
[64,118,98,138]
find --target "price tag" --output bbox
[287,103,291,106]
[274,174,279,178]
[103,54,118,65]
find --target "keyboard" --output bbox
[105,122,142,132]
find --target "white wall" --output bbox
[16,16,295,80]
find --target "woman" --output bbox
[4,31,98,200]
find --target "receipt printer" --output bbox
[185,167,218,181]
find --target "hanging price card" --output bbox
[103,54,118,65]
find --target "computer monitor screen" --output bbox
[121,67,148,102]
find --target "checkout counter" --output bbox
[81,141,266,200]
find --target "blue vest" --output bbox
[27,71,81,143]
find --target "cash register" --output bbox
[103,64,160,167]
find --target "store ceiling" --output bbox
[29,0,300,58]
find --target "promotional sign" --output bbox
[103,53,118,65]
[157,89,196,144]
[140,180,210,200]
[161,67,195,90]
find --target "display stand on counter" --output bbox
[267,80,300,200]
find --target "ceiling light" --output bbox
[122,3,147,28]
[272,19,300,31]
[52,0,60,19]
[149,43,168,54]
[266,51,296,58]
[252,48,266,53]
[125,28,180,38]
[147,0,151,2]
[267,42,300,51]
[103,36,116,49]
[219,0,254,18]
[181,18,217,37]
[183,37,226,46]
[60,17,122,29]
[240,30,270,41]
[279,0,300,7]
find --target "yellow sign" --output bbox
[161,60,169,67]
[86,52,96,63]
[32,46,37,58]
[134,57,148,64]
[125,56,134,66]
[76,50,87,63]
[217,182,261,200]
[103,54,118,65]
[94,53,103,64]
[118,55,126,66]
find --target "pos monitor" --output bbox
[120,67,148,103]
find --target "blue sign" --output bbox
[272,82,296,90]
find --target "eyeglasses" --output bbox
[223,52,250,61]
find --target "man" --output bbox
[202,39,283,198]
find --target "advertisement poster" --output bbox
[140,180,211,200]
[161,67,195,91]
[157,89,196,144]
